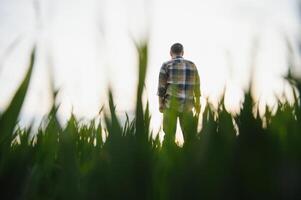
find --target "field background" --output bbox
[1,0,301,199]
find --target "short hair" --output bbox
[170,43,184,55]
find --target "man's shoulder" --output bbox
[162,60,174,66]
[183,59,196,66]
[162,58,197,70]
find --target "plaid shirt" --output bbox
[157,56,200,112]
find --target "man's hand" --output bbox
[159,105,164,113]
[159,97,165,113]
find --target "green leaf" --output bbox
[0,47,35,149]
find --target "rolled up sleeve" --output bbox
[157,63,168,98]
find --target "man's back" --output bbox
[157,55,200,112]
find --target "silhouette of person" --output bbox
[157,43,201,146]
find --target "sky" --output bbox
[0,0,300,141]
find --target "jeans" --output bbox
[163,108,195,145]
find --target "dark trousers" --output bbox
[163,108,195,145]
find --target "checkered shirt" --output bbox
[157,56,200,112]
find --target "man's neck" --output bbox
[172,55,183,59]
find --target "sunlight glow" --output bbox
[0,0,300,143]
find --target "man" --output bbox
[157,43,201,146]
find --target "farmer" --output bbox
[157,43,201,146]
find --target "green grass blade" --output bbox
[0,47,35,149]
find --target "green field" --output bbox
[0,45,301,200]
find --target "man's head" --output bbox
[170,43,184,58]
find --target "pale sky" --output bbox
[0,0,300,139]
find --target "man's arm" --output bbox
[194,68,201,114]
[157,63,168,113]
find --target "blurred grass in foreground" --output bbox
[0,44,301,200]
